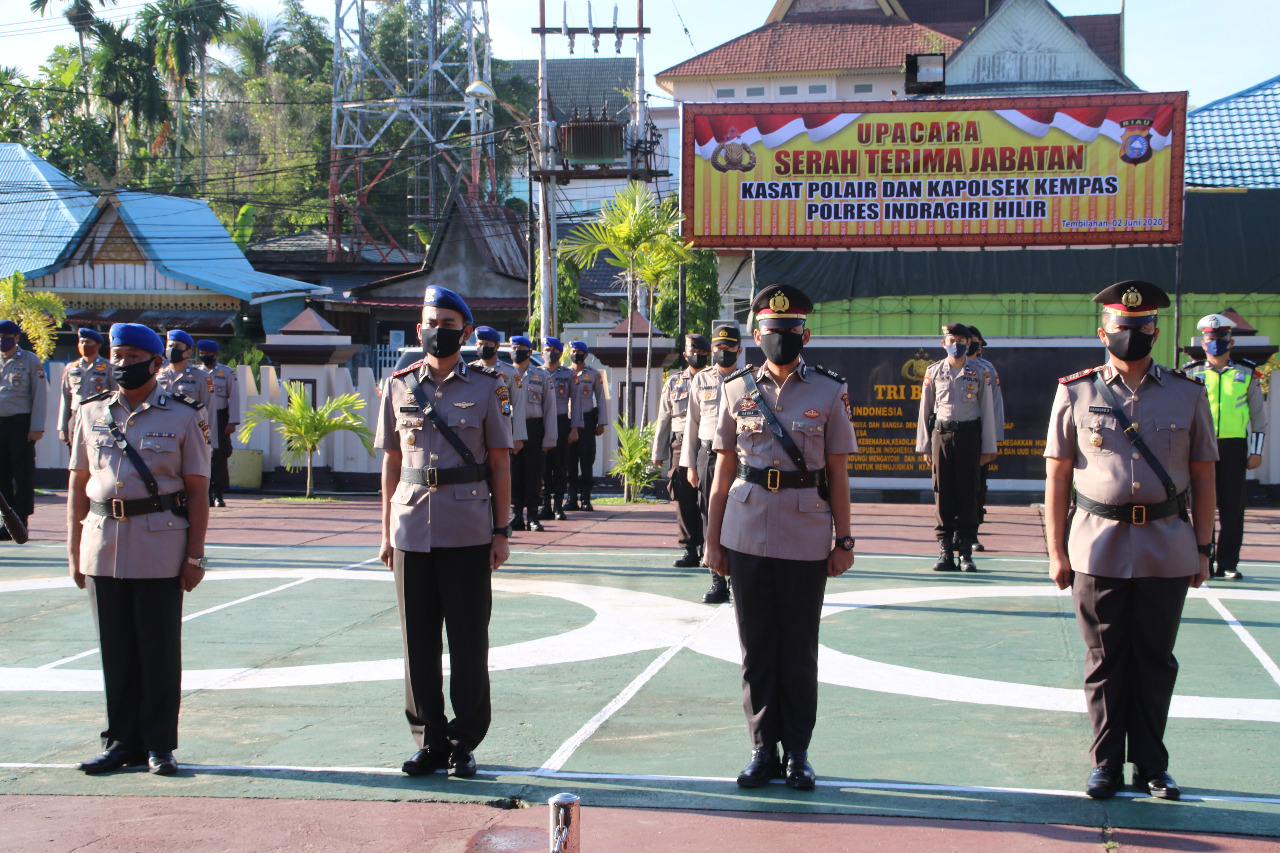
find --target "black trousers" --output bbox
[695,440,716,538]
[931,424,982,545]
[727,548,827,752]
[393,545,492,751]
[1215,437,1249,572]
[1073,573,1189,770]
[977,461,991,526]
[512,417,545,513]
[542,413,572,503]
[86,575,184,753]
[210,408,231,492]
[567,409,598,500]
[0,413,35,519]
[667,438,702,551]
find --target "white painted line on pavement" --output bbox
[1203,594,1280,689]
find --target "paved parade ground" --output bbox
[2,492,1280,851]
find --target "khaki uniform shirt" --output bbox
[545,363,583,427]
[518,364,558,448]
[374,359,513,552]
[680,366,734,469]
[971,355,1006,442]
[59,356,116,433]
[714,360,858,561]
[0,348,47,429]
[157,364,212,410]
[652,368,697,465]
[70,384,212,579]
[1044,362,1218,579]
[471,358,527,443]
[206,363,241,424]
[572,365,609,422]
[914,358,998,454]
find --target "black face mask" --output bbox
[512,348,531,364]
[967,341,981,357]
[571,351,587,364]
[114,358,157,390]
[759,331,804,366]
[168,345,186,364]
[477,344,497,360]
[687,352,708,369]
[713,350,738,368]
[199,354,217,368]
[421,327,465,358]
[1104,328,1156,362]
[0,336,16,353]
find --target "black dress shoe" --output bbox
[528,518,544,532]
[538,504,554,521]
[402,747,448,776]
[1086,765,1122,799]
[736,746,781,788]
[563,499,581,511]
[673,549,700,568]
[511,515,527,532]
[958,554,977,572]
[554,509,567,521]
[703,574,729,603]
[580,498,594,512]
[77,747,144,775]
[932,549,958,571]
[972,540,985,552]
[1223,569,1243,580]
[784,751,816,790]
[148,751,178,775]
[1133,766,1180,799]
[448,747,477,778]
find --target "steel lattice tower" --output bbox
[328,0,492,262]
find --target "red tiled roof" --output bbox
[656,18,959,81]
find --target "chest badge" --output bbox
[739,399,757,412]
[804,409,820,418]
[1089,432,1104,447]
[453,401,475,408]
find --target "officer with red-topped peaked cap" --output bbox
[1181,313,1268,580]
[1044,279,1218,801]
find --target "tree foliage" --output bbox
[0,272,69,361]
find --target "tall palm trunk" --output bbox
[77,31,90,119]
[641,284,655,428]
[198,47,207,186]
[624,267,635,426]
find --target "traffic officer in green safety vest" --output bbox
[1181,313,1268,580]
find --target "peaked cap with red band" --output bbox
[1092,279,1170,327]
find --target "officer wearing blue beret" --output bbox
[538,336,581,521]
[157,330,211,410]
[196,340,240,507]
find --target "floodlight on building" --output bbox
[905,53,946,96]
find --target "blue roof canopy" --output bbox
[0,144,97,279]
[1187,74,1280,189]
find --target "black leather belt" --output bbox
[1075,491,1188,525]
[736,463,828,492]
[400,463,489,487]
[937,419,980,432]
[89,491,187,520]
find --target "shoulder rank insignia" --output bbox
[1237,357,1258,369]
[812,364,846,383]
[392,359,425,378]
[474,364,498,378]
[82,390,113,403]
[171,391,206,410]
[1059,367,1097,385]
[1169,369,1204,385]
[726,365,753,381]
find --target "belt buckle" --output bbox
[426,467,438,488]
[766,468,781,492]
[110,498,125,520]
[1131,505,1146,525]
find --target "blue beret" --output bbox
[570,340,589,354]
[475,325,500,343]
[543,336,563,352]
[422,286,473,324]
[0,320,20,335]
[110,323,164,355]
[167,330,195,347]
[510,335,533,349]
[196,339,220,352]
[77,328,104,344]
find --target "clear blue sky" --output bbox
[3,0,1275,110]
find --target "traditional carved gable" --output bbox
[91,218,145,264]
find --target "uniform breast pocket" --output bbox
[446,411,482,454]
[1155,415,1192,460]
[90,435,117,468]
[138,435,178,454]
[1081,416,1120,456]
[8,371,25,389]
[792,420,826,457]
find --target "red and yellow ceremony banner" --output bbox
[681,93,1187,249]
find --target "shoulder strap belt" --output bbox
[1091,373,1178,501]
[400,463,489,487]
[739,371,828,501]
[402,369,478,467]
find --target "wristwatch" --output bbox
[492,525,512,538]
[1197,542,1215,559]
[185,556,207,569]
[836,536,856,552]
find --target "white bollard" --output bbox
[548,792,580,853]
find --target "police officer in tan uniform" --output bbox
[509,336,556,531]
[67,322,211,776]
[375,286,512,779]
[1044,280,1217,801]
[704,284,857,792]
[915,323,997,572]
[471,326,526,458]
[157,330,212,410]
[965,325,1004,552]
[539,337,580,521]
[653,334,708,567]
[682,321,742,602]
[0,318,47,541]
[196,340,240,507]
[566,341,607,511]
[58,328,117,445]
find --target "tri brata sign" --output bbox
[681,93,1187,249]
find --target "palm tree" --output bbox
[237,381,374,499]
[211,11,282,98]
[560,181,690,426]
[187,0,240,186]
[90,20,168,169]
[29,0,117,118]
[634,248,682,424]
[0,272,68,361]
[139,0,196,182]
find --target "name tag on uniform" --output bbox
[399,406,422,413]
[1088,405,1113,414]
[91,424,111,432]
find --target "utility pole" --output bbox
[536,0,557,342]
